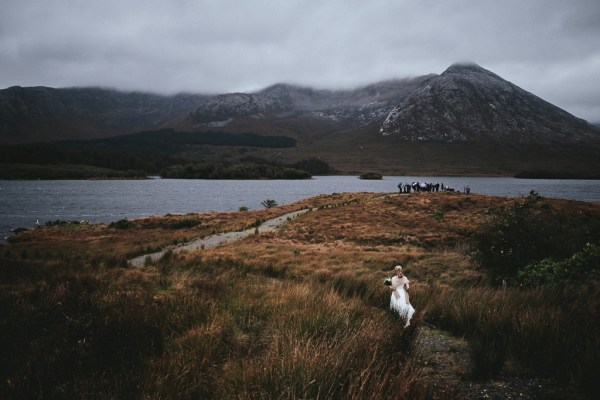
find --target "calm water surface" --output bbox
[2,176,600,240]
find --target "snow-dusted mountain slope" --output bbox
[379,63,599,143]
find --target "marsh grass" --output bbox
[416,284,600,392]
[2,192,599,398]
[5,201,316,266]
[0,252,429,399]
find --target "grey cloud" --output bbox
[0,0,599,121]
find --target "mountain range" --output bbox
[2,63,600,176]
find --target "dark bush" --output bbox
[109,219,133,229]
[169,217,201,229]
[293,158,332,175]
[472,191,600,282]
[160,162,311,179]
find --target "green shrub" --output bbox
[518,243,600,286]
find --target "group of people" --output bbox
[387,265,415,326]
[397,182,445,193]
[398,182,472,194]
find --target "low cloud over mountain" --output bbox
[2,63,600,176]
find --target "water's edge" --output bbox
[2,176,599,241]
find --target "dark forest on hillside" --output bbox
[0,129,333,179]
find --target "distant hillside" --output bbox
[74,129,296,149]
[0,129,297,168]
[0,86,209,144]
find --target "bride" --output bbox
[390,265,415,326]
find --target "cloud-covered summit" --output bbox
[1,0,599,121]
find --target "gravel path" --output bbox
[128,208,311,267]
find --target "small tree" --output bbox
[261,199,278,209]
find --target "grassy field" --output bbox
[1,191,599,399]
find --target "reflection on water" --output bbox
[1,176,599,240]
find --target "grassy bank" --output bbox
[1,192,599,399]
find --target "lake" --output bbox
[2,176,600,241]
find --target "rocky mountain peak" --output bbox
[443,62,495,76]
[440,63,513,95]
[258,83,299,96]
[379,63,599,144]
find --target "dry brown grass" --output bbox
[2,191,599,399]
[4,199,326,265]
[193,192,497,288]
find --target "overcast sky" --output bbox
[1,0,599,121]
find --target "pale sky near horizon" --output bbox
[1,0,599,121]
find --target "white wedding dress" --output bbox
[390,276,415,326]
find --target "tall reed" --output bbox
[1,254,429,399]
[415,283,600,394]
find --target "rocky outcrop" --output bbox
[189,91,293,124]
[187,77,431,127]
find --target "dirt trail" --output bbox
[415,327,568,399]
[128,208,311,267]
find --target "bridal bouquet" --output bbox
[383,277,392,286]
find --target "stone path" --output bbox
[128,208,311,267]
